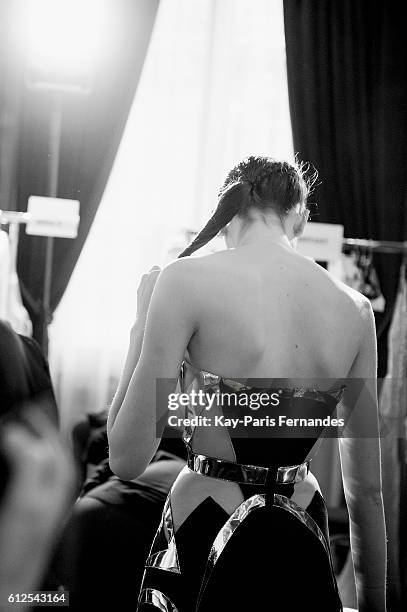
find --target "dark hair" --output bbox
[178,155,317,258]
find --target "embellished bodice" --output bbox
[179,358,345,468]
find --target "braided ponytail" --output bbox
[178,181,252,258]
[178,155,316,258]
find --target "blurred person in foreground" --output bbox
[0,408,74,611]
[0,320,74,610]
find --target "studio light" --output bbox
[16,0,109,91]
[11,0,111,352]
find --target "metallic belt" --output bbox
[187,451,309,486]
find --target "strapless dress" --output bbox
[137,359,345,612]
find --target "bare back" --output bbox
[164,242,368,531]
[187,241,365,382]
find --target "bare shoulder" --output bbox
[303,254,371,315]
[332,273,371,310]
[331,274,373,322]
[157,255,214,302]
[161,253,215,280]
[294,254,374,350]
[162,250,230,280]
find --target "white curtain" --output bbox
[49,0,294,432]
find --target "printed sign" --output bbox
[297,222,344,262]
[26,196,80,238]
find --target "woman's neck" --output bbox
[235,222,293,250]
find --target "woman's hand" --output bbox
[136,265,161,325]
[109,265,162,434]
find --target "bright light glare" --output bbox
[18,0,108,80]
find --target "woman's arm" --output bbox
[108,259,198,480]
[107,266,161,429]
[338,300,387,612]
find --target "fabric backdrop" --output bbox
[283,2,407,609]
[283,0,407,378]
[14,0,159,346]
[49,0,293,432]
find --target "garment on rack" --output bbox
[0,230,10,319]
[7,224,32,335]
[379,263,407,610]
[137,359,345,612]
[0,227,32,335]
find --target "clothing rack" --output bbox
[0,211,30,291]
[343,238,407,254]
[0,211,29,279]
[183,226,407,255]
[0,210,31,225]
[3,214,407,258]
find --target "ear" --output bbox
[219,224,232,248]
[293,207,310,238]
[224,216,241,248]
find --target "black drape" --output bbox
[15,0,159,344]
[283,3,407,610]
[283,0,407,378]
